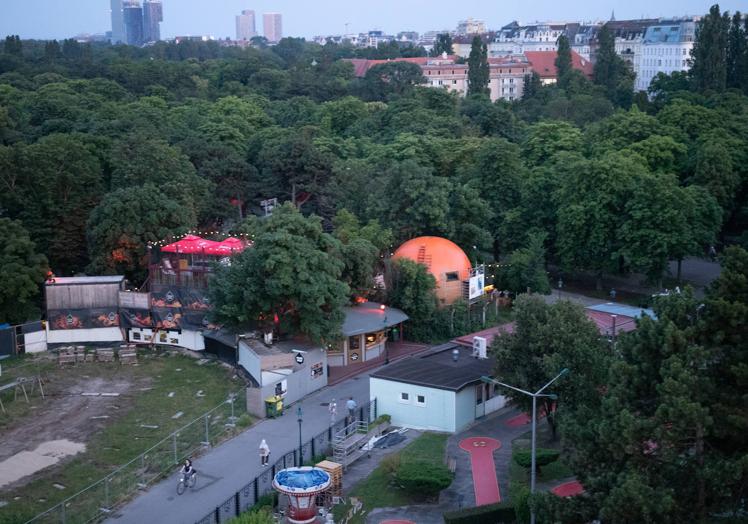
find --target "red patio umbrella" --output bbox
[161,235,219,254]
[205,237,249,256]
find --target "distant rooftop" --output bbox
[46,276,125,286]
[341,302,408,336]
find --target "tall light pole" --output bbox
[482,368,569,524]
[380,304,389,364]
[297,404,303,467]
[557,278,563,301]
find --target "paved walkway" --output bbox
[107,372,375,524]
[369,407,531,523]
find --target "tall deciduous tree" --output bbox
[209,203,349,343]
[690,4,730,92]
[555,34,572,87]
[593,23,634,106]
[492,295,609,439]
[0,218,48,324]
[87,185,194,283]
[726,11,747,90]
[467,36,489,97]
[431,33,453,57]
[386,258,437,342]
[501,232,551,294]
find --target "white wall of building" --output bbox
[24,330,48,353]
[127,328,204,351]
[370,377,457,432]
[47,327,123,345]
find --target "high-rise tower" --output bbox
[263,13,282,43]
[236,9,257,41]
[123,0,144,46]
[110,0,125,43]
[143,0,163,42]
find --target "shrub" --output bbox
[509,481,531,524]
[394,460,453,496]
[443,501,516,524]
[236,413,252,428]
[513,448,560,473]
[380,452,401,475]
[227,508,274,524]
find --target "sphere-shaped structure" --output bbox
[392,236,472,305]
[273,467,331,523]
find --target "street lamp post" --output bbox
[297,404,303,467]
[557,278,563,301]
[481,368,569,524]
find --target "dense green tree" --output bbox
[359,61,425,101]
[522,121,583,166]
[8,134,103,275]
[522,72,542,100]
[690,4,730,92]
[386,258,438,341]
[555,35,572,88]
[501,232,551,294]
[467,36,489,97]
[431,33,454,57]
[87,185,193,282]
[692,139,740,214]
[726,11,747,90]
[0,218,48,324]
[593,24,634,106]
[492,295,609,438]
[209,203,348,342]
[3,35,22,55]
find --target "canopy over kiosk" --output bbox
[151,235,248,288]
[273,467,331,523]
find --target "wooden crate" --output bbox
[316,460,343,496]
[96,348,115,363]
[119,350,137,365]
[58,351,76,366]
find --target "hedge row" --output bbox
[443,501,516,524]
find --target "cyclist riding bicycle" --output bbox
[181,459,195,480]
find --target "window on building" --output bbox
[349,335,360,350]
[132,332,141,340]
[510,78,514,83]
[445,271,459,282]
[438,80,443,85]
[416,395,426,405]
[453,80,457,84]
[510,87,514,93]
[400,392,409,402]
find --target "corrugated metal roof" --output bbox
[586,302,656,320]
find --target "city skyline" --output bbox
[1,0,746,41]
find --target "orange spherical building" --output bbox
[392,236,472,305]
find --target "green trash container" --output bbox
[265,395,283,418]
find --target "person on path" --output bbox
[346,397,357,424]
[259,439,270,466]
[328,398,337,425]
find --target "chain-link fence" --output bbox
[195,398,377,524]
[25,392,246,524]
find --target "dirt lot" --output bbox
[0,350,244,522]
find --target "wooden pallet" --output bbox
[119,350,137,365]
[96,348,115,363]
[316,460,343,497]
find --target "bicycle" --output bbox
[176,471,197,495]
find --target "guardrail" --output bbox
[195,398,377,524]
[25,392,246,524]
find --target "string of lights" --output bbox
[146,230,257,248]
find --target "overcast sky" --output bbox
[1,0,745,40]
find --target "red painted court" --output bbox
[551,480,584,497]
[459,437,502,505]
[379,521,416,524]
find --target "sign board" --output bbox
[261,198,278,216]
[294,353,305,365]
[468,265,486,301]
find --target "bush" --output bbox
[443,501,516,524]
[380,453,401,475]
[227,508,274,524]
[509,481,531,524]
[394,460,453,496]
[513,448,560,473]
[236,413,252,428]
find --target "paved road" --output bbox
[107,374,372,524]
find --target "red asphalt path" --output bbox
[459,436,502,505]
[552,480,585,497]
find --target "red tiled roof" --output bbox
[453,322,515,348]
[344,56,459,77]
[524,50,593,79]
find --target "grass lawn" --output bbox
[0,349,248,523]
[332,432,450,524]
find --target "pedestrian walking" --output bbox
[259,439,270,466]
[328,398,337,425]
[346,396,357,424]
[709,245,717,261]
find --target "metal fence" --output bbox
[26,392,246,524]
[195,398,378,524]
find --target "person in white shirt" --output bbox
[346,397,357,423]
[259,439,270,466]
